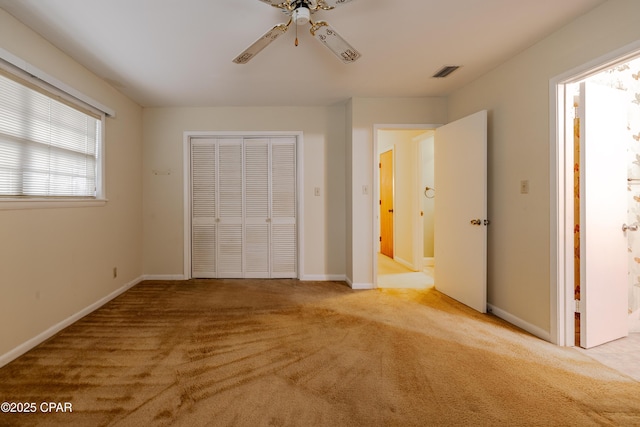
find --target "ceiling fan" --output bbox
[233,0,361,64]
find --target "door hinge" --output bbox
[575,299,580,313]
[379,236,382,242]
[379,163,381,168]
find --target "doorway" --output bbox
[374,127,436,289]
[373,113,488,311]
[555,48,640,348]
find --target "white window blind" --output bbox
[0,69,102,198]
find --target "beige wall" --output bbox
[0,10,143,358]
[347,98,448,287]
[142,106,347,279]
[418,133,435,258]
[447,0,640,336]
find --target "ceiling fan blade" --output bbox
[258,0,287,6]
[317,0,355,9]
[233,24,289,64]
[310,21,361,63]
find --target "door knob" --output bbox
[470,219,482,226]
[388,209,394,213]
[622,223,638,232]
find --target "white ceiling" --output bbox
[0,0,605,107]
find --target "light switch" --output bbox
[362,185,369,195]
[314,187,321,196]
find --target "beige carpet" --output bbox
[1,279,640,426]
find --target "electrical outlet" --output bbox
[520,180,529,194]
[113,267,118,279]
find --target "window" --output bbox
[0,68,104,200]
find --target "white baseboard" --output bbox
[0,276,143,368]
[300,274,347,282]
[345,275,374,290]
[141,274,188,281]
[394,256,415,271]
[351,283,374,290]
[487,303,551,343]
[143,274,349,282]
[423,257,434,267]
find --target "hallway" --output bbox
[377,254,433,289]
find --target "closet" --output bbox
[190,136,297,278]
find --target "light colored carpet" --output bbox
[1,279,640,426]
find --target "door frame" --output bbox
[550,40,640,346]
[183,131,304,280]
[373,124,442,288]
[415,131,436,270]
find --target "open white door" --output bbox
[434,110,487,313]
[579,81,628,348]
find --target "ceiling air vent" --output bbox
[432,65,460,78]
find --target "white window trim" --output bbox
[0,47,115,118]
[0,48,114,210]
[0,199,107,211]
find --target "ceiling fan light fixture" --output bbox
[233,0,360,64]
[293,7,310,25]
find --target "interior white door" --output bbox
[271,138,297,278]
[579,81,628,348]
[191,139,217,278]
[434,110,487,313]
[217,139,244,278]
[244,138,271,278]
[191,136,297,279]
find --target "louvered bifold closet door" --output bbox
[191,139,217,278]
[191,136,296,279]
[244,139,270,277]
[216,139,244,278]
[271,138,297,278]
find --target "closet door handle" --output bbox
[622,223,638,232]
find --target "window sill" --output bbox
[0,198,108,210]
